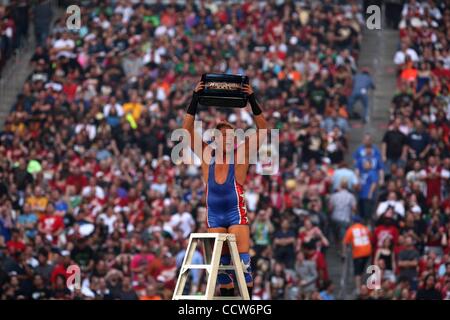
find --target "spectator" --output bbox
[357,159,378,221]
[332,161,359,192]
[381,117,408,172]
[32,0,53,46]
[319,280,335,300]
[407,120,431,161]
[393,41,419,67]
[251,209,274,257]
[294,251,318,298]
[116,276,138,300]
[416,274,442,300]
[374,237,396,283]
[376,192,405,218]
[329,180,357,248]
[343,216,372,292]
[398,236,420,289]
[273,219,296,269]
[347,68,375,123]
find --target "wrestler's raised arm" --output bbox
[182,81,210,162]
[240,84,268,163]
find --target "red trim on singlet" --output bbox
[205,184,210,228]
[234,181,248,225]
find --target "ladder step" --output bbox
[218,265,238,270]
[173,233,249,300]
[190,233,236,241]
[183,264,211,270]
[182,265,239,271]
[173,295,208,300]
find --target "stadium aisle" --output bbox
[331,22,399,300]
[0,3,63,128]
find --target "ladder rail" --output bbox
[173,236,198,297]
[204,236,222,299]
[228,238,250,300]
[172,233,250,300]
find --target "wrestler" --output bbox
[182,81,268,297]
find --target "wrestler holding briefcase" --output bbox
[181,74,268,298]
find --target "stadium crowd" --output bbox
[0,0,448,301]
[351,0,450,300]
[1,1,53,75]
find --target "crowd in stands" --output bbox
[0,0,448,301]
[347,0,450,300]
[0,0,54,75]
[0,2,20,73]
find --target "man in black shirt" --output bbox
[70,239,95,273]
[382,117,407,173]
[117,276,139,300]
[299,122,324,164]
[391,83,413,110]
[407,120,431,160]
[416,274,442,300]
[308,77,329,115]
[29,274,53,300]
[13,159,33,192]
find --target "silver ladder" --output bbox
[172,233,250,300]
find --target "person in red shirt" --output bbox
[65,166,88,194]
[374,211,400,250]
[62,72,78,102]
[6,229,26,255]
[130,244,155,282]
[38,203,64,245]
[421,155,450,205]
[50,250,72,285]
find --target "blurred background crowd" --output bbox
[0,0,449,300]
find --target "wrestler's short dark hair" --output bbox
[216,121,235,130]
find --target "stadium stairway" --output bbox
[0,42,35,128]
[327,20,399,300]
[0,2,63,129]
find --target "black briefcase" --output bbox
[198,73,249,108]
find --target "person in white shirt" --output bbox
[97,207,118,234]
[169,204,195,239]
[394,42,419,66]
[81,178,105,200]
[52,32,76,58]
[114,0,134,24]
[376,192,405,218]
[245,188,259,212]
[103,96,124,117]
[401,0,424,17]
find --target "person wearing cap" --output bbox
[343,215,372,293]
[182,81,268,298]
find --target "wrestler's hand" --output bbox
[242,84,254,96]
[194,81,205,93]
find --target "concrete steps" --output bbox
[327,24,399,299]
